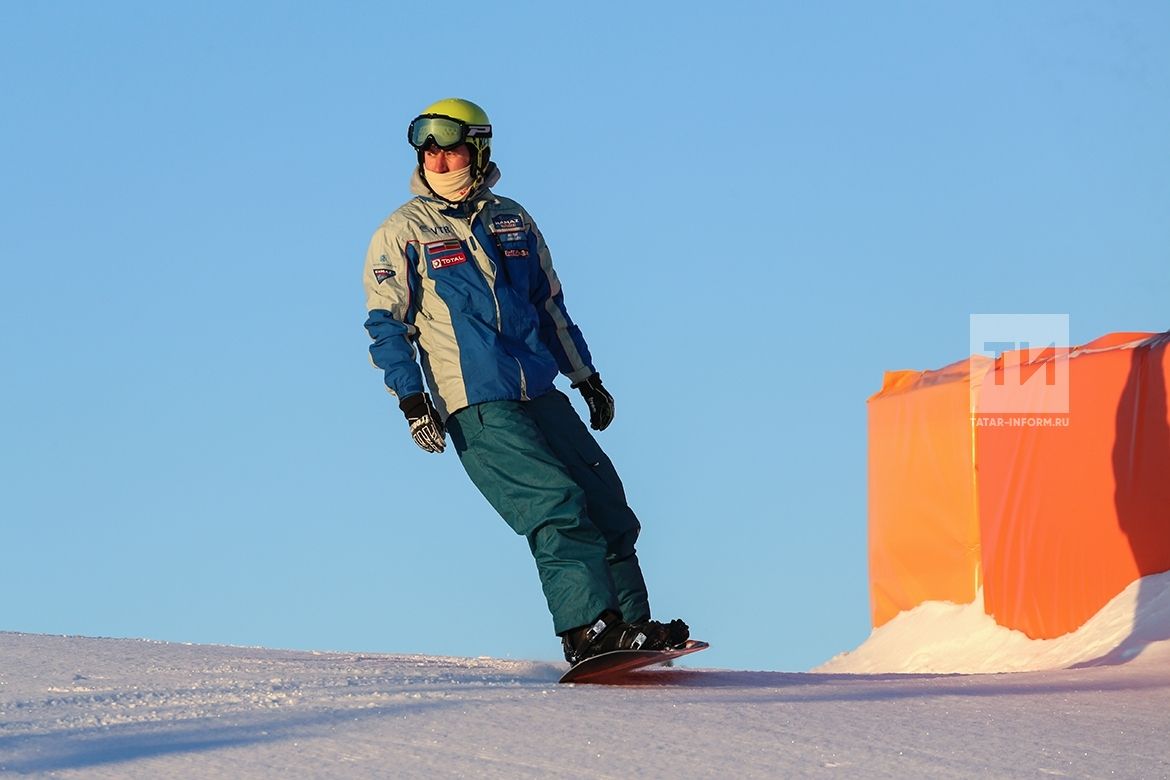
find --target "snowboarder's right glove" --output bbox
[399,393,446,454]
[572,373,614,432]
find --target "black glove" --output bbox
[572,373,614,431]
[399,393,446,453]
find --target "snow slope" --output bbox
[2,624,1168,777]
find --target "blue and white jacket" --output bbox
[363,165,596,420]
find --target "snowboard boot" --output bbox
[630,617,690,652]
[561,612,691,665]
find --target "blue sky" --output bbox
[2,2,1167,671]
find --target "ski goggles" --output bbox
[407,114,492,151]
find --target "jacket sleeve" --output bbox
[363,226,425,399]
[524,211,596,385]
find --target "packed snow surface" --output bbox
[1,575,1167,778]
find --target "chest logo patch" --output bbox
[491,214,525,232]
[424,239,468,270]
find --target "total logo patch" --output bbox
[432,255,467,270]
[373,268,396,284]
[424,239,468,270]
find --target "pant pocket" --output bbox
[447,404,486,452]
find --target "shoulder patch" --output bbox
[488,215,532,260]
[490,214,525,232]
[373,268,396,284]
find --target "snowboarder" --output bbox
[362,98,689,664]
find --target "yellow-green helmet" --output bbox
[407,97,492,176]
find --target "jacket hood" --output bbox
[410,162,501,205]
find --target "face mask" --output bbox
[425,165,474,201]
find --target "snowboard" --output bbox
[559,640,709,684]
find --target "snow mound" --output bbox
[816,570,1170,674]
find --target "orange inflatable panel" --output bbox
[976,332,1170,638]
[867,357,989,627]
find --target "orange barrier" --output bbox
[977,332,1170,638]
[868,330,1170,637]
[867,358,988,628]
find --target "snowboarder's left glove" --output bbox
[399,393,446,453]
[572,373,614,431]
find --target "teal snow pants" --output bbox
[445,390,651,635]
